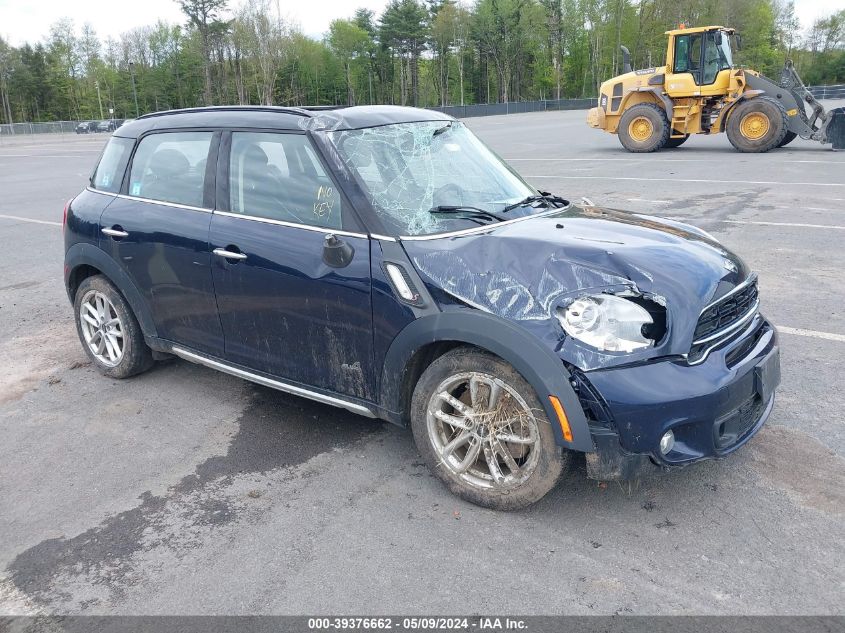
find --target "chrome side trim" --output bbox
[171,346,377,417]
[116,193,212,213]
[86,186,117,197]
[398,206,568,241]
[699,273,758,314]
[213,210,368,239]
[370,233,398,242]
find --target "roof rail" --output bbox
[136,105,317,120]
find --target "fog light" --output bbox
[659,430,675,455]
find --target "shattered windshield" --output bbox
[326,121,539,236]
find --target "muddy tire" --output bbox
[617,103,670,153]
[726,97,788,153]
[778,131,797,148]
[74,275,154,379]
[410,347,568,510]
[665,134,689,148]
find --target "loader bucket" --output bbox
[829,108,845,150]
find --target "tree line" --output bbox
[0,0,843,124]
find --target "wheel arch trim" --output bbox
[65,243,158,338]
[381,311,593,452]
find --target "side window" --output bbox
[674,33,702,81]
[229,132,342,230]
[128,132,213,207]
[91,137,133,193]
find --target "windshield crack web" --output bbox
[328,121,533,236]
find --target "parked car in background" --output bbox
[75,121,96,134]
[63,105,780,509]
[96,120,113,133]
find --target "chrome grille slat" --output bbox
[687,276,760,364]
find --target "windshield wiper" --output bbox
[432,122,453,137]
[429,205,507,224]
[502,191,567,213]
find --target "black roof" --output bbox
[116,105,453,138]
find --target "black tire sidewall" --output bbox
[727,97,788,153]
[778,130,798,148]
[73,275,153,379]
[618,103,670,153]
[665,134,689,148]
[409,347,568,510]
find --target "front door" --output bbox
[209,130,374,401]
[99,130,224,355]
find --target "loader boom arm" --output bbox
[779,60,831,142]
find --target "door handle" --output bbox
[213,248,247,261]
[102,227,129,238]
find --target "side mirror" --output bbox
[714,31,723,46]
[735,33,742,50]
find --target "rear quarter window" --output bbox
[91,137,133,193]
[128,132,214,208]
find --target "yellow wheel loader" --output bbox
[587,25,845,152]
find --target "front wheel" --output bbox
[726,97,788,153]
[410,347,568,510]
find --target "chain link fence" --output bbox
[807,84,845,100]
[1,87,842,140]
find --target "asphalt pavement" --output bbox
[0,104,843,615]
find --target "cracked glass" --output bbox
[326,121,537,236]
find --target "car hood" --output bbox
[403,205,751,370]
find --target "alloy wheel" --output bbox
[79,290,125,367]
[426,372,541,490]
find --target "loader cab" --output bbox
[665,26,736,97]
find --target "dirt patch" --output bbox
[746,425,845,516]
[0,320,82,405]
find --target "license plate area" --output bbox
[754,347,781,403]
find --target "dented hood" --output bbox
[403,205,751,369]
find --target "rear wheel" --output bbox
[665,134,689,148]
[726,97,788,153]
[617,103,670,153]
[778,131,798,148]
[74,275,154,379]
[410,347,568,510]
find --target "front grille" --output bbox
[694,279,759,342]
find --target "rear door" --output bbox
[209,130,374,401]
[99,130,225,355]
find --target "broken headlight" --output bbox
[557,295,656,353]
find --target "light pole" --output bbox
[129,62,139,117]
[95,80,104,119]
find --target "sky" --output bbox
[0,0,842,47]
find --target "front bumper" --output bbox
[575,314,779,480]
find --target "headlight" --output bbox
[557,295,655,353]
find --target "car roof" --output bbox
[115,105,453,138]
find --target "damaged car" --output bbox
[64,105,780,510]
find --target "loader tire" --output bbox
[778,131,797,148]
[618,104,670,153]
[665,134,689,148]
[726,97,788,153]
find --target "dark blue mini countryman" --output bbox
[64,105,780,509]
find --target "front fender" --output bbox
[381,311,593,452]
[65,242,158,338]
